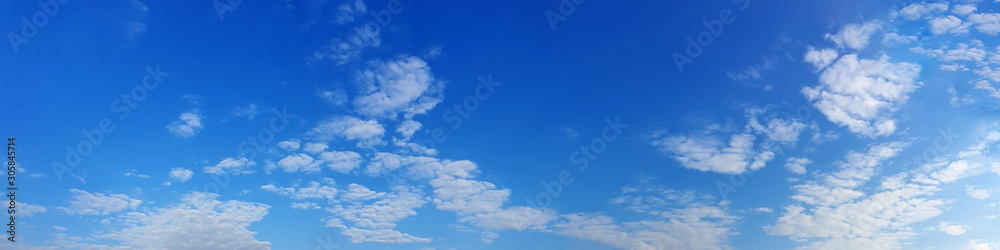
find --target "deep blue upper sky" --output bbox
[2,0,1000,249]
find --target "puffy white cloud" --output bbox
[556,178,738,249]
[929,160,978,184]
[467,206,557,232]
[59,189,141,216]
[352,56,445,119]
[968,239,1000,250]
[792,231,915,250]
[826,21,881,50]
[291,202,320,210]
[167,110,204,138]
[968,13,1000,35]
[260,180,338,201]
[952,4,976,16]
[651,132,773,174]
[302,142,330,154]
[802,54,921,138]
[326,185,431,243]
[754,207,774,213]
[966,186,992,200]
[102,192,271,249]
[19,202,46,217]
[785,157,812,174]
[882,33,917,45]
[930,16,970,34]
[938,221,968,235]
[396,120,422,139]
[899,3,948,20]
[364,152,404,176]
[805,47,839,70]
[308,116,386,148]
[765,141,950,245]
[339,227,430,244]
[169,168,193,183]
[553,211,735,250]
[768,183,945,239]
[746,108,808,142]
[277,153,320,173]
[203,157,257,175]
[317,151,363,173]
[277,139,301,151]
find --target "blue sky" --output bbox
[2,0,1000,249]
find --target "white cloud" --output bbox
[233,104,260,120]
[727,57,775,82]
[785,157,812,174]
[930,16,970,35]
[802,54,921,138]
[20,202,47,217]
[899,3,948,20]
[746,108,808,142]
[650,132,773,174]
[938,221,968,235]
[102,192,271,249]
[396,120,422,139]
[929,160,978,184]
[124,170,150,179]
[826,21,881,50]
[754,207,774,213]
[325,185,431,243]
[318,89,348,106]
[169,168,193,183]
[203,157,257,175]
[335,0,367,24]
[805,47,839,70]
[59,189,141,215]
[308,116,386,148]
[291,202,320,210]
[277,139,301,151]
[277,153,321,174]
[882,33,917,45]
[766,142,942,240]
[967,186,992,200]
[968,239,1000,250]
[303,142,330,154]
[556,178,738,249]
[125,0,148,39]
[261,180,339,201]
[352,56,446,119]
[316,151,363,173]
[968,13,1000,35]
[952,5,977,16]
[167,109,204,138]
